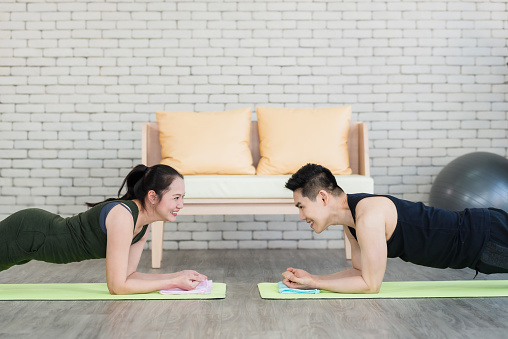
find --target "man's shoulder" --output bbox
[356,195,397,212]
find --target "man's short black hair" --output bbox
[285,163,344,200]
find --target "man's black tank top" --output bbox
[347,193,491,270]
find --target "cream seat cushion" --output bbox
[183,175,374,199]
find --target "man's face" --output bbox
[293,189,329,234]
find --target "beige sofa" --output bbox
[142,121,374,268]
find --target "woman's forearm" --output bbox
[107,276,181,295]
[128,271,180,281]
[108,271,206,295]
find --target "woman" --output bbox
[0,164,207,295]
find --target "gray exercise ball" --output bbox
[429,152,508,212]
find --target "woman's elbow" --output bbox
[107,282,129,295]
[364,283,381,294]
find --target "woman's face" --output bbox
[153,177,185,222]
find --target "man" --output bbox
[281,163,508,293]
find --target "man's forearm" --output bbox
[312,269,381,294]
[317,268,362,280]
[314,273,377,294]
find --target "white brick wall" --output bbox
[1,0,507,250]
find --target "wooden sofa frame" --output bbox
[142,121,370,268]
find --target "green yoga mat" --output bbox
[258,280,508,299]
[0,283,226,301]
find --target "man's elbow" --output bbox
[107,286,122,295]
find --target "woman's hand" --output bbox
[281,267,316,289]
[171,270,207,290]
[176,270,207,279]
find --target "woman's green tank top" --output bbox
[33,200,148,264]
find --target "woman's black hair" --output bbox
[285,163,344,200]
[86,164,183,209]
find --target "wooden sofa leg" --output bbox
[151,221,164,269]
[344,232,352,260]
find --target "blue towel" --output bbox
[278,281,320,294]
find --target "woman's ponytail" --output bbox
[117,164,148,201]
[86,164,182,208]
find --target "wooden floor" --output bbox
[1,249,508,339]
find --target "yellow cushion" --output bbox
[256,106,353,175]
[156,108,255,175]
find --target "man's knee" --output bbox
[477,241,508,274]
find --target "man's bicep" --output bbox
[355,215,388,292]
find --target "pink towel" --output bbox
[159,280,213,295]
